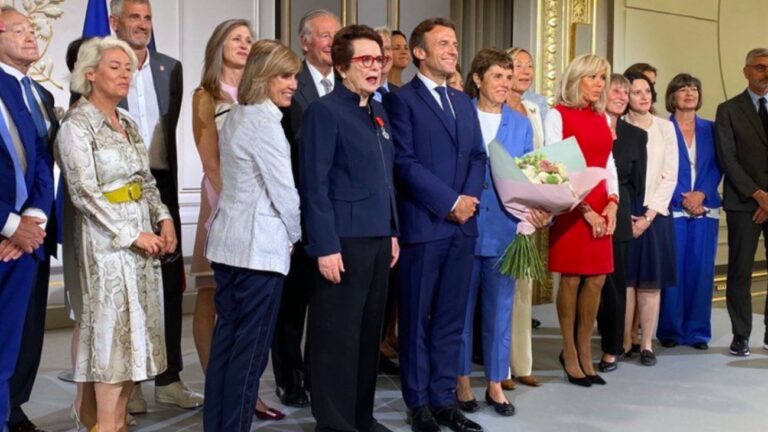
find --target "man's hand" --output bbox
[753,189,768,212]
[448,195,479,224]
[0,238,23,262]
[318,253,345,284]
[753,207,768,224]
[9,216,46,254]
[158,219,177,254]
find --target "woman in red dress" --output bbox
[543,54,619,387]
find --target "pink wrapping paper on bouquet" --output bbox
[487,137,608,280]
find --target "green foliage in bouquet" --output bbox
[497,234,548,282]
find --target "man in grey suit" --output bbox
[109,0,201,410]
[716,47,768,357]
[273,8,340,408]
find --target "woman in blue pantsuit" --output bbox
[455,48,550,417]
[658,73,723,349]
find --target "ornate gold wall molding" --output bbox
[535,0,598,106]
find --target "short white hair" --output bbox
[298,9,338,44]
[70,36,137,97]
[374,26,392,40]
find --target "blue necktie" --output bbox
[434,86,456,127]
[0,111,28,211]
[377,85,389,96]
[21,76,48,138]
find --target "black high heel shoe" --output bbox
[578,358,607,385]
[558,352,591,387]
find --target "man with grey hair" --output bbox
[373,26,398,103]
[0,6,59,432]
[0,8,54,432]
[716,47,768,357]
[109,0,200,411]
[273,8,340,408]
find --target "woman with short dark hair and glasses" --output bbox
[657,73,722,350]
[301,24,400,431]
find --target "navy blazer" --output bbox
[670,115,723,212]
[384,76,486,244]
[300,84,399,257]
[475,104,533,257]
[0,69,54,260]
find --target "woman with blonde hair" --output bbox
[543,54,619,387]
[502,46,546,389]
[189,18,284,420]
[56,35,176,432]
[203,39,302,432]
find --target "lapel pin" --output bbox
[160,65,165,71]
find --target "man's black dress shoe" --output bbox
[763,331,768,351]
[484,390,515,416]
[691,342,709,350]
[457,397,480,413]
[433,407,483,432]
[8,419,47,432]
[408,406,440,432]
[532,318,541,329]
[276,384,309,407]
[729,335,750,356]
[660,339,677,348]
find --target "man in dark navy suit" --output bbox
[0,6,59,432]
[384,17,486,432]
[0,13,54,430]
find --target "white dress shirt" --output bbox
[0,63,48,237]
[127,54,168,170]
[417,72,456,116]
[306,61,335,97]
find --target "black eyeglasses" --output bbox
[350,55,389,68]
[748,64,768,73]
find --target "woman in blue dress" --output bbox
[657,73,722,349]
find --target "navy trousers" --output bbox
[398,231,475,409]
[658,216,719,345]
[458,256,516,382]
[0,255,36,428]
[203,263,284,432]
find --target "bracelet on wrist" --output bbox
[607,194,619,205]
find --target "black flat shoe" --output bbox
[691,342,709,350]
[660,339,677,348]
[532,318,541,329]
[559,352,591,388]
[484,390,515,416]
[457,397,479,413]
[598,358,618,372]
[277,384,309,408]
[640,349,657,366]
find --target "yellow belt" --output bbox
[103,182,143,204]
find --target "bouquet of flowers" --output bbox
[488,137,608,281]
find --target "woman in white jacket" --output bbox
[203,39,302,432]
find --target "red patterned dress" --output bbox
[548,105,614,275]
